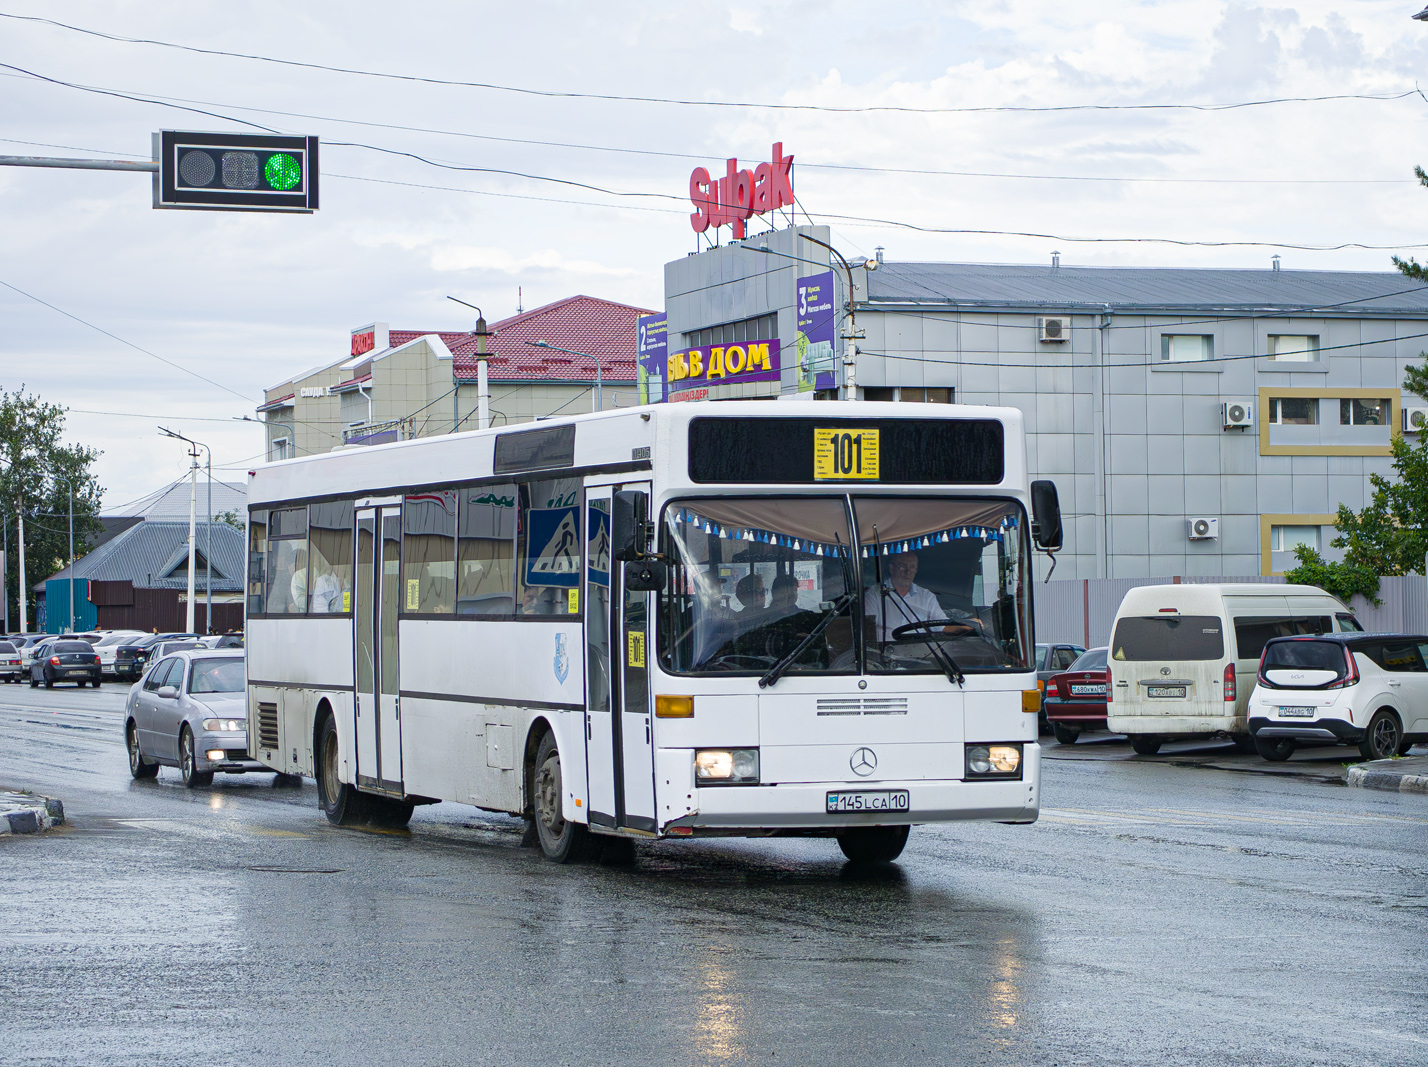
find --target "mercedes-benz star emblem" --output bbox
[850,747,877,776]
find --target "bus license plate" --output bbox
[1147,686,1186,699]
[1279,706,1315,717]
[827,790,910,814]
[1070,683,1106,695]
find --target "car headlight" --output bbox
[201,718,245,732]
[966,743,1023,778]
[694,748,759,785]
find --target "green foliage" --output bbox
[215,508,245,530]
[0,389,104,629]
[1283,542,1383,606]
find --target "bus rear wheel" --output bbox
[532,732,602,863]
[838,825,910,864]
[317,714,372,826]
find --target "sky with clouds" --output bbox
[2,0,1427,507]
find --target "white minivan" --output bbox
[1106,584,1360,754]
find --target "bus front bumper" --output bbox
[678,746,1040,829]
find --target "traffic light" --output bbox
[153,131,318,213]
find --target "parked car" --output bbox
[0,640,22,682]
[124,650,274,787]
[29,639,102,688]
[1044,647,1110,744]
[1106,584,1361,755]
[1247,633,1428,761]
[1034,642,1086,730]
[92,630,147,677]
[14,635,52,672]
[199,633,243,649]
[112,633,198,681]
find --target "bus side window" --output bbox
[458,484,517,615]
[403,491,457,614]
[308,500,354,613]
[516,479,581,616]
[265,506,309,615]
[248,510,267,615]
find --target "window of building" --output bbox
[1160,335,1213,362]
[403,492,457,613]
[901,387,953,403]
[1268,335,1319,361]
[1269,397,1318,425]
[863,387,896,402]
[308,501,354,614]
[516,478,581,616]
[458,484,517,615]
[270,437,290,461]
[1340,398,1390,426]
[1271,525,1320,553]
[684,313,778,350]
[264,506,309,614]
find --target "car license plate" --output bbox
[1147,686,1186,699]
[1070,684,1106,695]
[1279,706,1315,717]
[826,790,910,814]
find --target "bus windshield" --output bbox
[660,497,857,674]
[856,497,1031,673]
[658,495,1032,676]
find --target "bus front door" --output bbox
[584,482,656,833]
[354,505,404,794]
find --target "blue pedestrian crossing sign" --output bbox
[526,507,580,588]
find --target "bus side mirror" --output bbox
[612,489,649,562]
[1030,480,1063,550]
[625,558,667,592]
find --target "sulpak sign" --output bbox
[689,143,794,239]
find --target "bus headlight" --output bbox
[966,744,1022,778]
[202,718,244,732]
[695,748,760,785]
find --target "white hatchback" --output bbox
[1247,634,1428,761]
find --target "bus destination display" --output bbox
[813,428,880,480]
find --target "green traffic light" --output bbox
[264,153,302,191]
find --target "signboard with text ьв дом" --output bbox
[154,131,319,212]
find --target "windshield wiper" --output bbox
[759,592,854,689]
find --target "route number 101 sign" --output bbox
[813,428,880,480]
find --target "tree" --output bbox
[0,389,104,630]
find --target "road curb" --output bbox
[1345,755,1428,795]
[0,789,65,835]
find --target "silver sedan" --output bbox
[124,650,295,788]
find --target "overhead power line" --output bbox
[1,10,1418,116]
[0,71,1408,187]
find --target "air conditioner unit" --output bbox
[1187,517,1219,540]
[1404,406,1428,432]
[1221,401,1253,429]
[1037,316,1069,343]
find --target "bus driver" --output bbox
[864,551,982,643]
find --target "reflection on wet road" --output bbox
[2,686,1425,1065]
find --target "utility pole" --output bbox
[17,504,26,634]
[160,427,210,634]
[186,445,197,633]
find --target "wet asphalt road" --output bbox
[1,684,1426,1067]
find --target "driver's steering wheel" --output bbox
[891,619,975,640]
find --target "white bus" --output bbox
[245,401,1062,863]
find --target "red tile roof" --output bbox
[390,294,654,383]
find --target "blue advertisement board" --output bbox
[637,313,667,404]
[796,271,838,393]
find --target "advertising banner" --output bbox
[796,271,838,392]
[665,338,781,402]
[636,313,667,404]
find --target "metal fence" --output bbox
[1033,573,1428,647]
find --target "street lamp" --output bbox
[525,340,603,412]
[0,453,30,633]
[159,427,212,634]
[749,238,878,398]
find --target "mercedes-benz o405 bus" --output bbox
[244,401,1062,863]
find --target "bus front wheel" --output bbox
[317,715,372,826]
[838,825,910,864]
[532,732,602,863]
